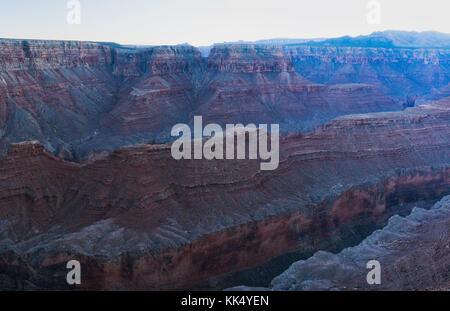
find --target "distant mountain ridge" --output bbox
[198,30,450,56]
[296,30,450,49]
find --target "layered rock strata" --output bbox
[270,195,450,291]
[7,39,450,157]
[0,98,448,289]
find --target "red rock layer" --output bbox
[270,195,450,291]
[283,45,450,99]
[0,40,407,157]
[0,98,448,289]
[0,39,118,155]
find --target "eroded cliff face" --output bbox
[96,46,205,148]
[283,45,450,100]
[0,40,205,158]
[0,39,118,157]
[194,45,400,132]
[0,38,449,290]
[5,40,442,157]
[0,98,448,290]
[269,195,450,291]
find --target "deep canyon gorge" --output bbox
[0,34,449,290]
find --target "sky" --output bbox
[0,0,449,46]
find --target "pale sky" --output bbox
[0,0,449,46]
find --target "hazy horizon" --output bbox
[1,29,449,48]
[1,0,449,46]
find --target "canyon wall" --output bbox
[0,97,448,289]
[6,39,450,158]
[0,38,449,290]
[283,45,450,100]
[270,195,450,291]
[0,39,117,157]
